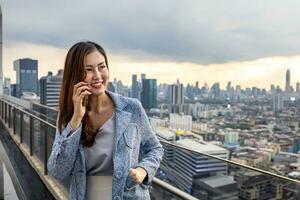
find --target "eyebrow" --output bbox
[85,62,105,67]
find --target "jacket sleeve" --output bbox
[135,101,164,188]
[47,120,82,180]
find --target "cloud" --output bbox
[1,0,300,64]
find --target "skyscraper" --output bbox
[3,77,10,95]
[13,58,38,97]
[296,82,300,93]
[169,83,184,104]
[210,82,220,99]
[39,70,63,108]
[292,137,300,154]
[273,93,284,112]
[141,79,157,109]
[130,74,139,99]
[285,69,291,93]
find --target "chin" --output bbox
[91,89,106,96]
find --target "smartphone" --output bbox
[82,80,89,107]
[83,95,89,107]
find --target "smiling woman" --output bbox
[47,41,164,200]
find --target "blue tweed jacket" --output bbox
[47,90,163,200]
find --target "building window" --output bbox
[21,69,25,73]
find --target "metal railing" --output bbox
[1,96,300,199]
[0,98,197,200]
[0,98,55,175]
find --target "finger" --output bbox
[75,86,91,96]
[74,87,91,99]
[131,173,137,179]
[130,168,136,176]
[79,90,92,101]
[73,82,88,93]
[133,177,139,183]
[74,81,87,88]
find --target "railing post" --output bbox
[8,105,11,128]
[1,101,3,119]
[30,116,34,156]
[13,108,16,135]
[2,101,4,119]
[44,124,48,175]
[4,102,7,123]
[20,112,23,143]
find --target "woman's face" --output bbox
[83,50,109,96]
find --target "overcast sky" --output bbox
[1,0,300,88]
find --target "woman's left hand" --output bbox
[129,167,147,184]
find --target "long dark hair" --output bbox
[58,41,109,147]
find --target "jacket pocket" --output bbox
[125,174,138,190]
[123,123,138,149]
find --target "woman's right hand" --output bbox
[70,81,91,129]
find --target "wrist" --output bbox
[70,117,81,130]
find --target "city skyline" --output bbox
[4,53,300,91]
[3,45,300,90]
[2,1,300,89]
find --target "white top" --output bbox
[84,112,115,176]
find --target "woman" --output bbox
[47,41,163,200]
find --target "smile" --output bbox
[91,82,103,89]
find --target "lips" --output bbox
[91,82,103,89]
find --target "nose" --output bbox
[92,68,102,79]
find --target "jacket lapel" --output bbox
[114,110,132,148]
[105,90,132,153]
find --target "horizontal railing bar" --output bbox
[31,101,59,112]
[0,99,56,129]
[153,177,199,200]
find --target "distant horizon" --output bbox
[4,49,300,91]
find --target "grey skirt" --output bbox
[86,176,113,200]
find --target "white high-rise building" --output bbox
[273,93,284,112]
[170,113,192,131]
[169,83,184,104]
[170,139,229,193]
[39,70,63,108]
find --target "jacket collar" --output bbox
[105,89,128,112]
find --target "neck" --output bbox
[88,91,110,113]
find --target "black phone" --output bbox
[83,95,89,106]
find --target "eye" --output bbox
[86,68,93,71]
[98,65,106,69]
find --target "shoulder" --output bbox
[123,96,143,112]
[107,90,144,116]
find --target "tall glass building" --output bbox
[13,58,38,97]
[131,74,139,99]
[141,78,157,109]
